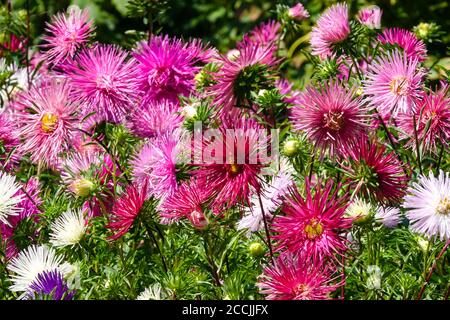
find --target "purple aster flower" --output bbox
[378,28,427,62]
[375,206,402,228]
[41,6,95,66]
[64,44,140,123]
[26,269,75,300]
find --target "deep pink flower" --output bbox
[398,83,450,153]
[64,45,140,123]
[363,49,425,117]
[0,113,22,171]
[357,6,382,29]
[161,178,211,229]
[346,139,408,204]
[288,3,310,21]
[290,82,368,157]
[310,3,350,58]
[258,252,342,300]
[107,182,147,240]
[128,100,182,138]
[378,28,427,62]
[0,34,27,56]
[1,177,42,260]
[15,79,79,167]
[41,7,94,66]
[209,41,279,117]
[133,35,208,105]
[192,118,269,214]
[237,20,281,52]
[272,179,352,259]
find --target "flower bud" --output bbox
[249,242,265,257]
[189,210,208,230]
[283,139,300,157]
[70,178,95,197]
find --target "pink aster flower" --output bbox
[375,206,402,228]
[64,45,140,123]
[272,179,352,259]
[1,177,42,260]
[192,118,269,214]
[310,3,350,58]
[133,35,208,105]
[363,49,425,117]
[398,83,450,154]
[0,113,22,171]
[258,252,342,300]
[357,6,382,29]
[209,41,279,117]
[15,79,79,167]
[288,3,310,21]
[404,170,450,240]
[290,82,368,157]
[346,139,408,204]
[378,28,427,62]
[41,6,95,66]
[132,129,189,200]
[238,20,281,51]
[161,178,211,229]
[107,182,148,240]
[128,100,182,138]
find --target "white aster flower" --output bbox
[345,197,372,222]
[0,171,24,226]
[7,245,71,296]
[375,206,402,228]
[49,209,86,247]
[404,170,450,240]
[136,283,164,300]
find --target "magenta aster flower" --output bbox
[272,179,352,259]
[238,20,281,50]
[258,252,342,300]
[209,41,279,117]
[133,35,208,104]
[107,182,148,240]
[64,44,140,123]
[404,170,450,240]
[288,3,310,21]
[192,118,269,214]
[41,6,94,66]
[15,79,79,167]
[357,6,382,29]
[310,3,350,58]
[161,178,211,229]
[0,113,22,171]
[378,28,427,62]
[128,99,182,138]
[290,82,368,157]
[398,83,450,154]
[363,49,425,117]
[346,139,408,204]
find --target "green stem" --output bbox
[412,113,423,175]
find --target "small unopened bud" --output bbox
[182,103,198,120]
[283,139,300,157]
[189,210,208,229]
[249,242,265,257]
[71,178,94,197]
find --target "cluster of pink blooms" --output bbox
[1,2,449,301]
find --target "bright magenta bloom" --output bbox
[346,139,408,204]
[272,179,352,259]
[107,182,147,240]
[398,83,450,153]
[41,7,94,66]
[378,28,427,62]
[310,3,350,58]
[128,100,182,138]
[0,113,22,171]
[193,118,269,214]
[290,82,367,157]
[258,252,342,300]
[133,35,209,105]
[209,41,279,117]
[15,79,79,167]
[357,6,382,29]
[64,45,140,123]
[161,178,211,229]
[363,49,425,117]
[238,20,281,50]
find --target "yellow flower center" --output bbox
[229,163,242,175]
[324,111,344,131]
[304,218,324,239]
[293,283,310,298]
[436,197,450,215]
[390,76,409,96]
[41,113,59,133]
